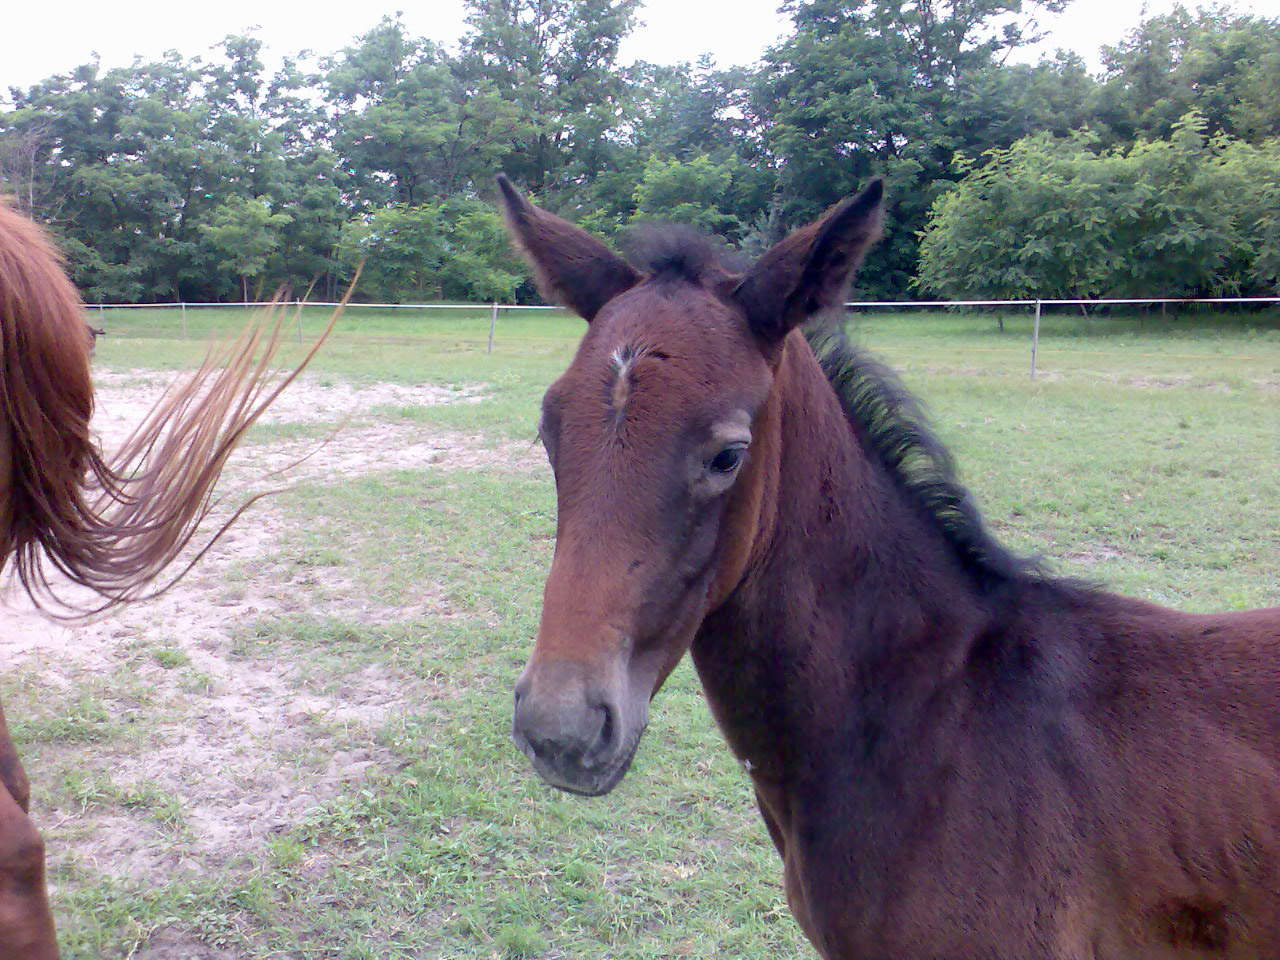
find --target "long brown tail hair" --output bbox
[0,200,344,616]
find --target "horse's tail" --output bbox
[0,200,344,617]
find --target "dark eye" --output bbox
[709,446,745,474]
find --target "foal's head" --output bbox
[499,176,883,795]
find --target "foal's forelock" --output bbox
[623,223,742,290]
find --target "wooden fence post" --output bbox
[488,302,497,354]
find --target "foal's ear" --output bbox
[497,175,640,322]
[734,179,884,342]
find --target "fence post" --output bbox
[181,302,188,338]
[488,302,498,354]
[1030,299,1042,380]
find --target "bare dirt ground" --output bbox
[0,370,544,954]
[88,370,544,480]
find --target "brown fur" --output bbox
[499,177,1280,959]
[0,199,340,956]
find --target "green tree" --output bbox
[2,39,344,301]
[1095,5,1280,145]
[337,206,444,301]
[625,58,768,162]
[1105,115,1246,297]
[1232,46,1280,142]
[917,114,1279,299]
[461,0,641,202]
[328,18,524,208]
[0,117,53,214]
[336,199,522,302]
[916,133,1119,300]
[198,196,293,301]
[13,54,217,300]
[1216,137,1280,293]
[435,198,526,302]
[954,52,1100,156]
[630,154,773,245]
[757,0,1069,297]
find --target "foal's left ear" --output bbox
[497,175,640,322]
[734,179,884,342]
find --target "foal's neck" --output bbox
[691,336,996,768]
[767,335,990,653]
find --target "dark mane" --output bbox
[623,223,746,285]
[806,324,1046,591]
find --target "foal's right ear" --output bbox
[497,175,640,322]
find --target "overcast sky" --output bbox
[2,0,1275,94]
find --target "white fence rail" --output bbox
[88,296,1280,379]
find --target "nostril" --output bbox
[513,673,531,706]
[585,701,617,763]
[599,702,615,750]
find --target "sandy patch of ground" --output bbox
[13,500,414,884]
[0,369,538,915]
[90,369,485,434]
[89,370,545,484]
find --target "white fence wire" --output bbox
[89,296,1280,379]
[840,297,1280,378]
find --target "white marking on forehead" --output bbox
[610,346,640,413]
[610,346,636,375]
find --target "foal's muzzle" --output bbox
[512,665,645,796]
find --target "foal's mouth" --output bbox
[520,722,647,797]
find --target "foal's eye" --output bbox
[709,446,745,474]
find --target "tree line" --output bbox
[1,0,1277,304]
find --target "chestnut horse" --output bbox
[0,200,335,958]
[498,176,1280,959]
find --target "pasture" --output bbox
[3,304,1277,959]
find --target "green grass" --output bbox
[6,304,1278,958]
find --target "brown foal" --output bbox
[499,175,1280,959]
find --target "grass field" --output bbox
[5,303,1279,959]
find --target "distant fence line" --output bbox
[839,296,1280,378]
[89,295,1280,380]
[846,297,1280,308]
[89,300,563,353]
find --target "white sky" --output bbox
[1,0,1275,94]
